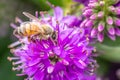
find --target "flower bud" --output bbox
[99,1,105,6]
[91,28,98,38]
[80,19,88,27]
[90,13,97,20]
[115,7,120,15]
[98,22,104,32]
[114,18,120,26]
[107,33,116,41]
[107,26,115,35]
[85,20,93,27]
[108,6,115,12]
[115,28,120,36]
[97,11,104,18]
[97,33,104,42]
[88,2,99,8]
[83,9,93,17]
[106,16,113,25]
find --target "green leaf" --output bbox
[96,58,110,76]
[0,37,11,56]
[96,43,120,62]
[102,37,120,47]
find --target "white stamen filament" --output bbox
[78,59,87,67]
[8,41,21,48]
[12,61,23,65]
[62,59,69,65]
[47,66,54,73]
[15,17,23,23]
[10,23,17,29]
[7,57,19,61]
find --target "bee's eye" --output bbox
[51,31,57,40]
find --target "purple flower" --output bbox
[73,0,98,6]
[114,0,120,6]
[62,15,81,27]
[8,7,97,80]
[73,0,89,6]
[53,7,81,27]
[114,18,120,26]
[81,0,120,42]
[73,0,99,6]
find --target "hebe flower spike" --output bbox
[8,6,97,80]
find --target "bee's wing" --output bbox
[23,12,40,22]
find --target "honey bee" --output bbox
[9,12,57,48]
[13,12,56,41]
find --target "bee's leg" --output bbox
[41,35,48,40]
[30,34,40,42]
[28,36,37,42]
[38,35,42,41]
[27,36,32,42]
[35,33,43,41]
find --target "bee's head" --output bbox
[51,31,57,40]
[42,25,53,35]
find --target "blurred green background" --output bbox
[0,0,120,80]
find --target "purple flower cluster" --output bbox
[8,7,97,80]
[80,0,120,42]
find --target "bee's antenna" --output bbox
[35,11,39,18]
[46,0,55,9]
